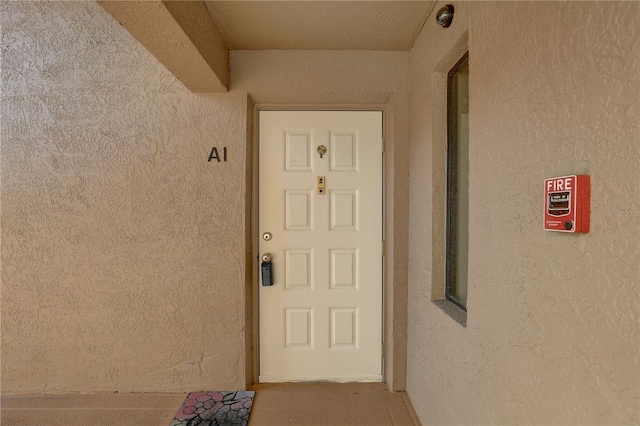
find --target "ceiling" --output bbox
[203,1,436,51]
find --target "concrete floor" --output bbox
[1,383,420,425]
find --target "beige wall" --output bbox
[1,1,249,393]
[4,1,637,421]
[407,1,639,425]
[1,1,411,393]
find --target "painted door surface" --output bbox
[259,111,383,382]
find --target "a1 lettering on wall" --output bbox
[208,147,227,162]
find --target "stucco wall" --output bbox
[1,2,411,393]
[407,1,639,425]
[1,1,249,393]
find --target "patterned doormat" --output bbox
[170,391,255,426]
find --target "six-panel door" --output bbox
[259,111,383,382]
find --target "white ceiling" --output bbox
[203,1,436,51]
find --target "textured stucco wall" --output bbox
[1,2,411,393]
[1,1,248,393]
[407,1,639,425]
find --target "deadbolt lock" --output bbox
[317,176,325,195]
[262,232,273,241]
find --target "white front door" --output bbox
[258,111,383,382]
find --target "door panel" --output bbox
[259,111,382,382]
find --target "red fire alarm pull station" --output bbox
[544,175,590,233]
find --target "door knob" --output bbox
[262,253,272,263]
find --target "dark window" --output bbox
[445,52,469,310]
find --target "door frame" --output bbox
[250,103,403,387]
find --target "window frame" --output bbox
[444,51,469,312]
